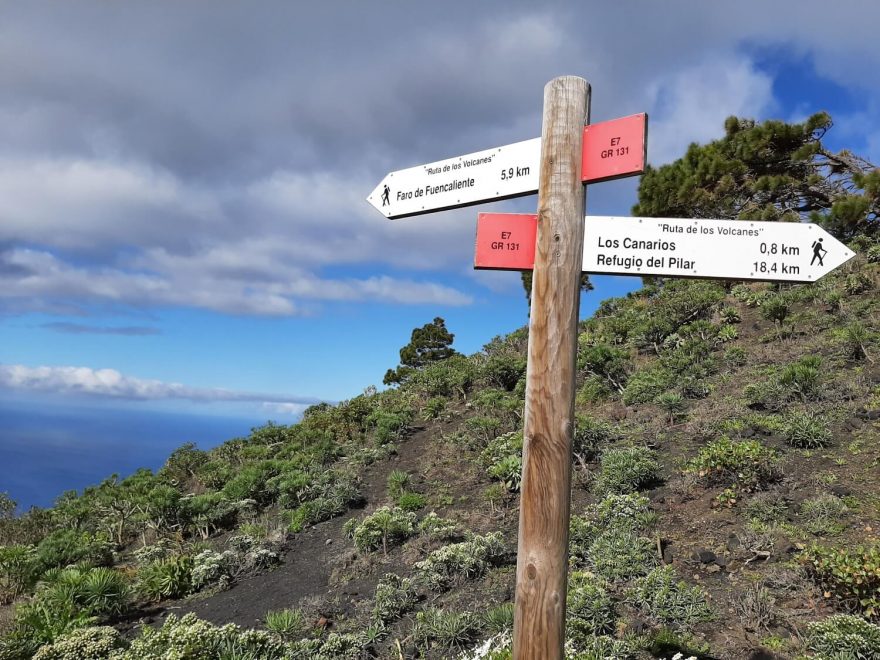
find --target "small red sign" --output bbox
[582,113,647,183]
[474,213,538,270]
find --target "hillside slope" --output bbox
[1,245,879,660]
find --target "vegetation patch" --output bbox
[592,446,659,496]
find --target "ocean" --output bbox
[0,400,268,511]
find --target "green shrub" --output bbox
[396,492,427,512]
[716,324,738,343]
[724,346,747,367]
[122,612,286,659]
[843,273,871,295]
[413,608,482,653]
[417,512,460,541]
[719,306,741,324]
[801,494,848,536]
[35,566,130,620]
[594,493,656,531]
[593,447,659,496]
[483,603,514,634]
[0,545,38,604]
[805,614,880,659]
[350,506,416,554]
[566,572,616,638]
[566,634,634,659]
[588,528,658,581]
[622,366,676,405]
[685,437,780,490]
[136,555,193,601]
[372,573,419,624]
[35,530,113,572]
[578,343,630,394]
[573,415,617,460]
[655,391,686,423]
[628,566,714,626]
[415,532,507,591]
[190,549,236,592]
[483,354,527,392]
[488,455,522,493]
[802,543,880,618]
[386,470,410,499]
[423,397,447,419]
[760,294,790,324]
[31,626,124,660]
[783,411,832,448]
[836,321,875,361]
[779,355,823,400]
[480,432,522,467]
[745,492,788,525]
[264,607,307,641]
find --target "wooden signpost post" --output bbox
[368,75,854,660]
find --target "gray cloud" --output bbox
[0,363,321,410]
[1,1,879,317]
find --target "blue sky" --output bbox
[1,1,879,420]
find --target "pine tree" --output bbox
[383,317,457,385]
[633,112,878,239]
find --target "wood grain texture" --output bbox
[512,76,589,660]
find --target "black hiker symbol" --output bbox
[810,237,827,266]
[381,184,390,207]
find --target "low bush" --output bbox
[778,355,823,400]
[685,437,781,491]
[264,607,307,641]
[588,527,658,581]
[136,555,194,601]
[386,470,410,499]
[802,543,880,618]
[396,492,427,512]
[483,603,514,634]
[35,530,113,572]
[415,532,507,591]
[31,626,124,660]
[417,512,460,541]
[594,493,656,531]
[783,411,832,448]
[801,494,848,536]
[487,455,522,493]
[593,447,659,496]
[483,354,527,392]
[35,566,130,620]
[413,608,482,654]
[628,566,714,626]
[805,614,880,659]
[745,492,788,525]
[372,573,419,624]
[0,545,38,604]
[348,506,416,554]
[566,572,616,638]
[572,415,617,461]
[123,612,287,659]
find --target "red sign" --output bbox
[582,113,647,183]
[474,213,538,270]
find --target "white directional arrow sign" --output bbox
[367,138,541,219]
[582,216,855,282]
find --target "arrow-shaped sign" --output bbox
[368,114,647,220]
[367,137,541,220]
[474,214,855,282]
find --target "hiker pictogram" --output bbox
[381,184,390,207]
[811,237,827,266]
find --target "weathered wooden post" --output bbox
[512,75,590,659]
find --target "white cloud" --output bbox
[0,363,320,408]
[644,57,776,166]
